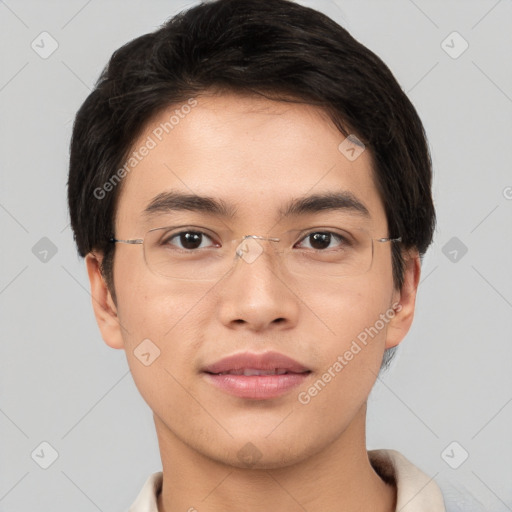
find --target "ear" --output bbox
[85,252,124,350]
[385,250,421,349]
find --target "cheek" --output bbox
[113,249,189,338]
[113,271,208,416]
[112,252,210,394]
[306,275,392,344]
[284,278,395,453]
[300,277,393,394]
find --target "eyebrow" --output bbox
[279,191,369,218]
[142,190,370,220]
[143,191,238,219]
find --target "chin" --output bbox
[203,434,323,471]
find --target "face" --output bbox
[87,92,418,469]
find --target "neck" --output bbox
[155,403,396,512]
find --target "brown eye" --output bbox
[163,231,216,250]
[297,232,347,251]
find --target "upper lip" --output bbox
[203,351,310,374]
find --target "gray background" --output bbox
[1,0,511,510]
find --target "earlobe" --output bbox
[385,250,421,349]
[85,252,124,350]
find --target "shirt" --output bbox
[127,448,479,511]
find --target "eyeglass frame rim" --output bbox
[108,230,402,280]
[109,232,402,245]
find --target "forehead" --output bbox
[114,93,386,232]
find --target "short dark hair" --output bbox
[68,0,435,370]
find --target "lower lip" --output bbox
[204,372,310,399]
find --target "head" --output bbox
[68,0,434,468]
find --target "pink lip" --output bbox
[202,351,311,400]
[203,351,309,374]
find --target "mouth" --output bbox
[213,368,297,376]
[202,351,311,399]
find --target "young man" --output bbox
[67,0,447,510]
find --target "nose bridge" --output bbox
[217,233,299,331]
[233,234,282,269]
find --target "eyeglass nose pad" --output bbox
[234,235,280,265]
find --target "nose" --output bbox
[215,236,300,332]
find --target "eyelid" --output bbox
[294,229,351,249]
[290,225,355,241]
[158,226,220,248]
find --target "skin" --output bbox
[86,92,421,512]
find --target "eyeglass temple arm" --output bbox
[375,236,402,243]
[110,238,143,244]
